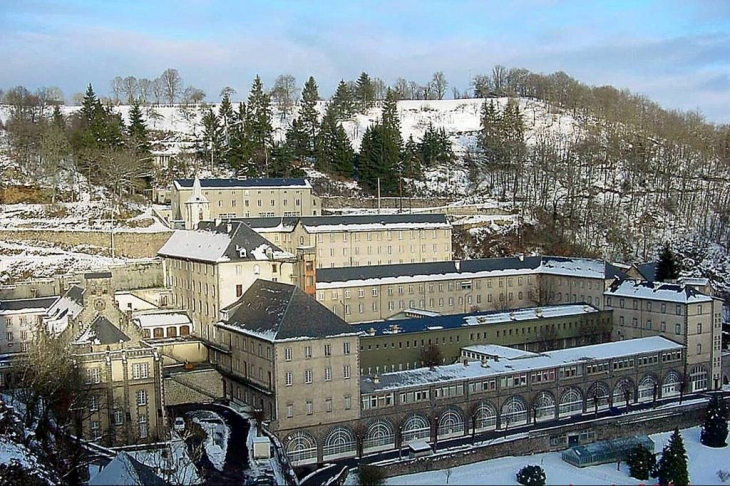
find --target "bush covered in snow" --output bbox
[700,393,729,448]
[626,444,656,480]
[516,464,546,486]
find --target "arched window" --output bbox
[364,419,395,452]
[285,431,317,465]
[586,382,610,410]
[402,414,430,444]
[438,408,464,438]
[637,375,658,402]
[662,371,681,397]
[501,396,527,427]
[323,426,356,459]
[472,401,497,431]
[612,378,634,406]
[559,388,583,417]
[533,391,556,421]
[253,264,261,275]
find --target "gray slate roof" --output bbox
[300,213,449,227]
[0,296,58,312]
[219,280,358,341]
[79,315,131,345]
[175,177,309,188]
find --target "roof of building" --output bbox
[157,221,292,263]
[605,279,713,303]
[185,175,209,204]
[237,217,299,233]
[44,286,86,335]
[354,304,602,337]
[636,262,657,281]
[300,213,450,232]
[316,256,625,288]
[84,271,113,280]
[75,315,131,345]
[461,344,538,360]
[217,280,359,342]
[360,336,683,393]
[174,178,311,190]
[89,452,165,486]
[0,296,59,314]
[133,310,191,328]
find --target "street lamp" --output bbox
[398,424,403,461]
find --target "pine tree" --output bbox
[655,428,689,486]
[299,76,320,157]
[51,105,66,130]
[516,465,546,486]
[330,80,355,120]
[316,103,354,177]
[419,123,454,167]
[228,102,255,175]
[201,107,223,169]
[246,75,274,176]
[700,393,729,448]
[401,134,422,179]
[355,72,376,113]
[285,117,310,161]
[218,91,235,149]
[655,242,680,281]
[127,101,150,155]
[627,444,656,480]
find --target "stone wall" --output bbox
[163,368,223,406]
[156,341,209,365]
[378,401,706,479]
[0,259,164,299]
[0,229,172,259]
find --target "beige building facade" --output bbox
[170,177,321,223]
[605,279,723,391]
[240,214,453,269]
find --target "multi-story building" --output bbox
[170,177,321,225]
[157,220,299,341]
[315,256,625,324]
[238,214,452,268]
[355,304,612,375]
[604,279,723,391]
[282,336,685,465]
[49,275,166,447]
[212,280,361,441]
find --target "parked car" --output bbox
[173,417,185,433]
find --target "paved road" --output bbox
[171,403,251,485]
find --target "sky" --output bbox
[1,0,730,123]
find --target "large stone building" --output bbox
[605,279,724,391]
[315,256,625,324]
[157,220,303,342]
[170,177,321,225]
[238,214,452,269]
[212,280,361,442]
[355,304,613,375]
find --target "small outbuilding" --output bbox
[561,435,654,468]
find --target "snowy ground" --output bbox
[382,426,728,486]
[129,438,201,485]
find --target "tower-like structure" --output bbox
[184,175,210,230]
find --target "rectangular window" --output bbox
[136,389,148,406]
[86,368,101,384]
[132,363,149,380]
[343,342,350,354]
[114,409,124,425]
[286,372,293,386]
[325,398,333,412]
[285,347,292,361]
[236,284,243,297]
[286,403,293,418]
[305,346,312,358]
[138,415,148,439]
[306,400,313,415]
[325,367,332,381]
[343,365,351,379]
[305,369,313,384]
[89,395,99,412]
[344,395,351,410]
[324,344,331,356]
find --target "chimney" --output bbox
[463,358,468,367]
[455,260,461,272]
[373,374,380,384]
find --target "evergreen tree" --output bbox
[246,75,274,176]
[201,107,223,169]
[418,123,454,167]
[316,103,354,177]
[51,105,65,130]
[285,117,310,161]
[299,76,320,157]
[228,102,255,175]
[218,91,235,149]
[401,134,422,179]
[627,444,656,480]
[330,80,355,120]
[700,393,729,448]
[655,428,689,486]
[655,242,680,281]
[355,72,376,112]
[516,465,546,486]
[268,142,302,178]
[127,101,150,155]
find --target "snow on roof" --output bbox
[538,257,608,278]
[361,336,682,392]
[174,178,311,190]
[114,292,157,312]
[0,297,58,315]
[89,452,164,486]
[461,344,538,360]
[133,311,191,328]
[605,279,713,303]
[44,286,84,335]
[157,229,232,262]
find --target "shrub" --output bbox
[718,470,730,483]
[516,465,546,486]
[700,393,728,448]
[627,444,656,480]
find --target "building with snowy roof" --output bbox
[236,213,453,269]
[157,219,308,342]
[315,255,626,324]
[605,278,723,391]
[561,435,654,467]
[212,280,361,455]
[354,304,612,375]
[169,176,321,224]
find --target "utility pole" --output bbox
[377,178,381,214]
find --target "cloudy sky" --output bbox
[2,0,729,123]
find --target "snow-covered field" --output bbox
[384,426,727,486]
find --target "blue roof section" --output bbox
[175,178,308,188]
[353,304,598,337]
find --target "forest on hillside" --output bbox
[1,66,729,269]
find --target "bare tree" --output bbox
[182,86,206,104]
[39,124,72,204]
[159,68,182,104]
[491,65,508,96]
[471,74,492,98]
[271,74,298,116]
[431,71,448,100]
[110,76,124,104]
[151,78,164,105]
[420,343,443,369]
[372,77,387,101]
[122,76,138,104]
[137,78,152,105]
[392,77,410,100]
[219,86,236,100]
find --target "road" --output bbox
[171,403,251,485]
